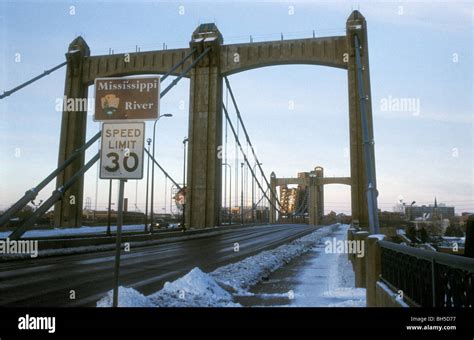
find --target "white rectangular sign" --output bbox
[100,122,145,179]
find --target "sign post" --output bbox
[95,75,160,307]
[112,179,125,307]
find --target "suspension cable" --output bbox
[9,153,100,240]
[0,61,67,100]
[160,48,196,82]
[160,47,211,97]
[145,149,181,190]
[223,104,283,215]
[293,189,309,216]
[223,76,286,212]
[255,187,269,206]
[0,131,101,227]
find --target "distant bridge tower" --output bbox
[314,166,325,222]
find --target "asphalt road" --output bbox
[0,224,318,307]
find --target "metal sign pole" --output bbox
[112,179,126,307]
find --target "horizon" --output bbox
[1,0,473,217]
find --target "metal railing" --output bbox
[379,240,474,307]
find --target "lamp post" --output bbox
[241,162,244,224]
[182,137,188,229]
[150,113,173,233]
[252,162,262,223]
[223,163,232,224]
[144,138,152,232]
[164,176,168,214]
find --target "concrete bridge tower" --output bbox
[185,24,223,229]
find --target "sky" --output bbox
[0,0,473,216]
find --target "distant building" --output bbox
[280,185,298,213]
[404,197,455,220]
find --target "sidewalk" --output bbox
[235,224,366,307]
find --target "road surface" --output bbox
[0,224,318,307]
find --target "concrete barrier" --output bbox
[347,227,357,263]
[354,231,369,288]
[365,234,385,307]
[375,281,410,307]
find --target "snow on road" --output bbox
[97,224,364,307]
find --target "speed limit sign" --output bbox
[100,122,145,179]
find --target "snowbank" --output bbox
[96,287,154,307]
[210,224,339,293]
[149,268,240,307]
[0,224,146,239]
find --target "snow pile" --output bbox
[96,286,154,307]
[149,267,240,307]
[210,224,339,293]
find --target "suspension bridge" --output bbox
[1,10,471,309]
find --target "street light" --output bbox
[150,113,173,233]
[182,137,189,230]
[223,163,232,224]
[241,162,244,224]
[252,162,262,223]
[144,138,152,232]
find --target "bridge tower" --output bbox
[54,37,90,228]
[346,11,376,228]
[308,166,324,225]
[315,166,325,222]
[185,24,223,229]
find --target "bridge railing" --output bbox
[348,227,474,307]
[378,240,474,307]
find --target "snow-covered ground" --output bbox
[97,223,365,308]
[0,224,147,239]
[288,225,366,307]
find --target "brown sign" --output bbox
[94,76,160,121]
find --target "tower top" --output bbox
[192,23,223,44]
